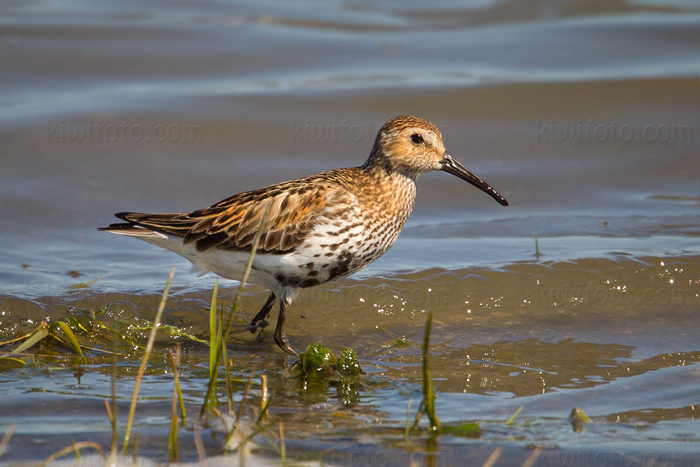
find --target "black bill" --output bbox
[441,154,508,206]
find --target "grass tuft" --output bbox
[2,304,160,363]
[299,342,337,375]
[11,321,50,355]
[297,343,362,377]
[201,203,270,419]
[336,347,362,376]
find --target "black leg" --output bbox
[248,292,276,334]
[274,300,296,355]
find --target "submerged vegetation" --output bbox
[297,342,361,377]
[0,269,602,466]
[0,272,474,465]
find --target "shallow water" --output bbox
[1,0,700,464]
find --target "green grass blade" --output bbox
[209,279,219,374]
[168,410,179,462]
[404,398,413,457]
[203,280,221,415]
[569,407,591,432]
[176,376,186,427]
[421,312,440,433]
[507,405,524,427]
[54,322,83,356]
[279,419,286,463]
[201,203,270,418]
[67,278,100,289]
[12,322,50,355]
[123,266,175,453]
[36,442,105,467]
[109,309,118,459]
[0,357,27,370]
[256,374,270,424]
[168,347,181,462]
[223,341,234,413]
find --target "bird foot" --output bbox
[274,331,297,356]
[247,319,269,334]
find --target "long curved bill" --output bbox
[441,154,508,206]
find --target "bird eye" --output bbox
[410,133,424,145]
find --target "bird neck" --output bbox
[360,151,419,183]
[357,155,418,224]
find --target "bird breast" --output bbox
[275,174,417,287]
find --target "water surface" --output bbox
[1,0,699,464]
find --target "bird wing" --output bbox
[100,178,346,254]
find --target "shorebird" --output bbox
[99,115,508,355]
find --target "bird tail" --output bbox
[98,212,194,238]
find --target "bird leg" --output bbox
[248,292,276,334]
[274,300,296,355]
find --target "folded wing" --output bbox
[100,182,334,255]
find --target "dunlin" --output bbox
[100,115,508,354]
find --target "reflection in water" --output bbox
[0,293,698,464]
[421,338,698,398]
[463,338,633,396]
